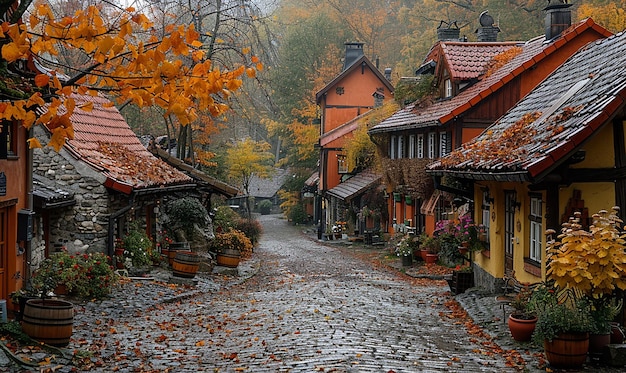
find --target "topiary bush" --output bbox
[166,197,209,239]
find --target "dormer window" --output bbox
[444,79,453,98]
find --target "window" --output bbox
[397,135,404,159]
[427,132,435,159]
[0,121,17,159]
[444,79,453,98]
[408,135,415,159]
[481,190,491,245]
[417,134,424,158]
[529,195,543,262]
[337,154,348,173]
[390,136,396,159]
[439,132,449,157]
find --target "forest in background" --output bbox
[120,0,626,191]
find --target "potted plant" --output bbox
[422,235,440,264]
[395,235,414,266]
[210,229,253,268]
[588,297,623,361]
[529,284,593,369]
[507,284,537,341]
[541,207,626,367]
[31,250,81,295]
[445,265,474,295]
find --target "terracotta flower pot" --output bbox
[424,253,438,264]
[508,314,537,341]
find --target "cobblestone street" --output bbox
[4,214,623,372]
[68,214,522,372]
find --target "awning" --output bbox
[326,170,381,201]
[33,175,75,209]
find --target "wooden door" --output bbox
[0,208,6,300]
[504,191,516,275]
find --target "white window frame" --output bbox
[439,132,448,157]
[397,135,404,159]
[444,79,453,98]
[408,135,415,159]
[390,135,396,159]
[337,154,348,174]
[427,132,435,159]
[529,195,543,262]
[417,134,424,159]
[481,190,491,245]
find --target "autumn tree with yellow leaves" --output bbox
[0,0,261,152]
[225,138,274,219]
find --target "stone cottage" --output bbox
[31,93,195,265]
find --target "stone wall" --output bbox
[33,129,111,255]
[472,263,504,294]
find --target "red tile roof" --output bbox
[59,94,193,192]
[429,31,626,181]
[369,19,612,135]
[441,42,522,81]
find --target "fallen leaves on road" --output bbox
[442,299,528,371]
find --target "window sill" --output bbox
[481,249,490,258]
[523,258,541,277]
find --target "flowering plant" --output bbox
[32,250,118,300]
[435,215,485,252]
[156,229,174,250]
[332,221,346,233]
[120,225,153,267]
[453,264,473,273]
[395,235,417,257]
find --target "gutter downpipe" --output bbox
[107,193,135,258]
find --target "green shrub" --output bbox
[167,197,209,237]
[288,203,308,224]
[213,205,240,232]
[258,200,272,215]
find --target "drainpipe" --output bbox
[24,127,34,284]
[107,193,135,258]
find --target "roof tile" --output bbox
[60,94,192,190]
[433,31,626,179]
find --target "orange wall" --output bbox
[0,124,29,301]
[321,67,393,134]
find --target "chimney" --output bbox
[343,42,364,70]
[384,68,392,81]
[437,20,460,41]
[475,11,500,42]
[544,0,572,40]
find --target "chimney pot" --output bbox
[544,1,572,40]
[343,42,364,71]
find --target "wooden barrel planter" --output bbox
[543,332,589,369]
[168,242,190,266]
[172,251,201,278]
[216,248,241,268]
[21,299,74,347]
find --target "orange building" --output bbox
[0,98,32,302]
[315,43,394,236]
[369,8,612,237]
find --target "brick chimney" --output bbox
[437,21,460,41]
[475,11,500,42]
[343,42,364,71]
[544,0,572,40]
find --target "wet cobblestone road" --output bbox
[64,214,522,372]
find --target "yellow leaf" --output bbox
[1,43,23,62]
[27,137,42,149]
[79,101,94,112]
[246,67,256,78]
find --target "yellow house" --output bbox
[429,31,626,292]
